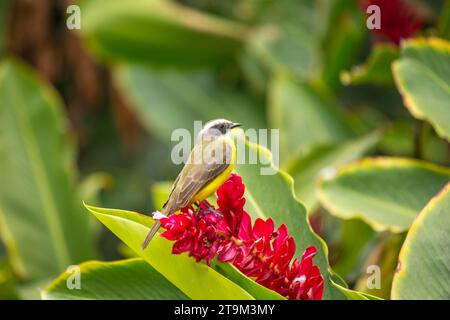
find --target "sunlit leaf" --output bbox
[43,258,188,300]
[332,280,382,300]
[84,204,254,300]
[392,183,450,299]
[213,262,285,300]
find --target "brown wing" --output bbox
[163,139,232,214]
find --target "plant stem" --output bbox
[414,121,429,160]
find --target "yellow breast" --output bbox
[190,138,236,203]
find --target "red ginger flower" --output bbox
[359,0,423,45]
[158,174,324,300]
[159,205,220,264]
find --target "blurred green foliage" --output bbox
[0,0,449,300]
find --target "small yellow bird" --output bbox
[141,119,241,249]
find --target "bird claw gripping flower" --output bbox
[155,174,324,300]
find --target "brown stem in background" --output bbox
[413,121,429,160]
[5,0,142,153]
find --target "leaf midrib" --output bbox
[9,72,70,270]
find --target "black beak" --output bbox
[231,122,242,129]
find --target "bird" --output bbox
[141,119,242,249]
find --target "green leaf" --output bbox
[84,204,254,300]
[0,259,18,299]
[332,219,374,278]
[286,131,380,212]
[239,0,336,91]
[322,8,366,90]
[378,122,415,157]
[231,132,345,299]
[78,172,114,241]
[392,182,450,299]
[213,262,285,300]
[355,233,404,299]
[332,280,382,300]
[43,258,188,300]
[341,44,399,86]
[438,0,450,39]
[423,128,450,165]
[246,0,325,79]
[392,38,450,142]
[78,172,114,206]
[151,181,173,210]
[115,66,266,140]
[377,121,449,164]
[0,59,94,280]
[269,73,354,163]
[80,0,248,67]
[0,0,9,57]
[16,277,52,300]
[318,157,450,232]
[248,24,321,79]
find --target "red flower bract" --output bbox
[359,0,423,45]
[157,173,324,300]
[159,206,220,264]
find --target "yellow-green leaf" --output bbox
[392,183,450,299]
[287,131,380,212]
[393,38,450,141]
[342,43,399,86]
[84,204,254,300]
[43,258,188,300]
[319,157,450,232]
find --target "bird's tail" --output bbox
[141,205,171,250]
[141,220,161,250]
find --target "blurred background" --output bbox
[0,0,449,299]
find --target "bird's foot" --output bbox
[198,200,223,219]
